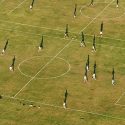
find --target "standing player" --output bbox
[112,68,115,85]
[1,39,8,54]
[90,0,94,6]
[92,61,96,80]
[116,0,119,8]
[86,55,89,71]
[38,36,43,51]
[100,21,103,37]
[84,65,88,82]
[74,4,77,18]
[64,24,69,37]
[80,32,86,47]
[63,89,68,109]
[30,0,35,9]
[92,35,96,52]
[9,56,16,71]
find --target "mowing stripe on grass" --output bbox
[0,19,124,42]
[0,26,125,50]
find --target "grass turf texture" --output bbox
[0,0,125,124]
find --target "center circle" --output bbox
[80,2,125,20]
[18,56,71,79]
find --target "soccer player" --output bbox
[100,21,103,37]
[112,68,115,85]
[90,0,94,6]
[86,55,89,71]
[74,4,77,18]
[116,0,119,8]
[64,24,69,37]
[84,65,88,82]
[9,56,16,71]
[92,35,96,52]
[92,61,96,80]
[38,36,43,51]
[1,39,8,54]
[30,0,35,9]
[0,95,2,99]
[80,32,86,47]
[63,89,68,109]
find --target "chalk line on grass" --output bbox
[7,0,27,15]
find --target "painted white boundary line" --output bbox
[7,0,27,15]
[0,19,65,32]
[79,0,115,33]
[115,103,125,107]
[115,92,125,105]
[79,2,125,20]
[2,95,125,121]
[18,56,71,79]
[13,39,73,97]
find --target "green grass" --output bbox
[0,0,125,124]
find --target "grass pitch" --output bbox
[0,0,125,125]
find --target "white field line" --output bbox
[18,56,71,80]
[79,0,115,34]
[2,95,125,121]
[13,39,74,97]
[114,92,125,105]
[0,27,67,41]
[79,3,125,21]
[7,0,27,15]
[115,103,125,107]
[0,19,65,33]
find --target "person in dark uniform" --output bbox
[1,39,8,54]
[74,4,77,18]
[92,35,96,52]
[100,21,103,37]
[63,89,68,109]
[92,61,96,80]
[112,68,115,85]
[9,56,16,71]
[64,24,69,37]
[38,36,43,51]
[80,32,86,47]
[30,0,35,9]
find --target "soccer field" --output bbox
[0,0,125,124]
